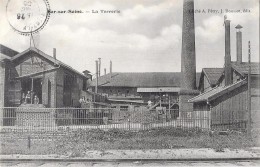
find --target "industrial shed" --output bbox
[189,62,260,131]
[90,72,201,113]
[1,47,92,108]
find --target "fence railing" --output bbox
[0,107,247,132]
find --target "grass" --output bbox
[0,127,259,156]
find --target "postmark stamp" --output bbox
[6,0,50,35]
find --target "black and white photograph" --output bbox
[0,0,259,166]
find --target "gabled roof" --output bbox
[0,44,19,57]
[232,62,260,75]
[202,68,223,86]
[189,79,247,103]
[11,47,88,79]
[91,72,201,88]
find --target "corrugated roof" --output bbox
[232,62,260,75]
[91,72,201,88]
[188,79,247,103]
[137,87,180,93]
[202,68,223,86]
[11,47,88,79]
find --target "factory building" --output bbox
[90,72,200,113]
[0,46,107,108]
[189,20,260,131]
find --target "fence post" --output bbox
[192,111,195,129]
[128,118,130,131]
[0,108,3,127]
[28,135,31,149]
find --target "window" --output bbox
[120,106,129,112]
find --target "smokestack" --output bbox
[235,24,243,64]
[95,60,98,94]
[104,68,106,75]
[110,60,112,78]
[224,17,232,86]
[181,0,196,90]
[98,58,101,77]
[53,48,56,59]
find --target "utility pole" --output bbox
[98,58,101,77]
[95,60,98,94]
[247,41,252,137]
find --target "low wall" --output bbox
[16,110,56,127]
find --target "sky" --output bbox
[0,0,259,76]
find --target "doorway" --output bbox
[171,104,179,119]
[21,78,42,104]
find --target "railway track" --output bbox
[1,158,259,166]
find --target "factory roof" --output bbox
[91,72,201,88]
[188,79,247,103]
[231,62,260,75]
[202,68,224,86]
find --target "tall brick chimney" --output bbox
[98,58,101,77]
[179,0,199,115]
[181,0,196,90]
[110,60,112,78]
[53,48,56,59]
[224,18,232,86]
[235,24,243,64]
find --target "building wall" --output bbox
[42,71,56,108]
[55,68,64,108]
[210,84,248,130]
[251,76,260,129]
[4,61,20,106]
[179,94,195,118]
[56,67,86,108]
[98,87,138,97]
[0,60,6,126]
[0,61,5,108]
